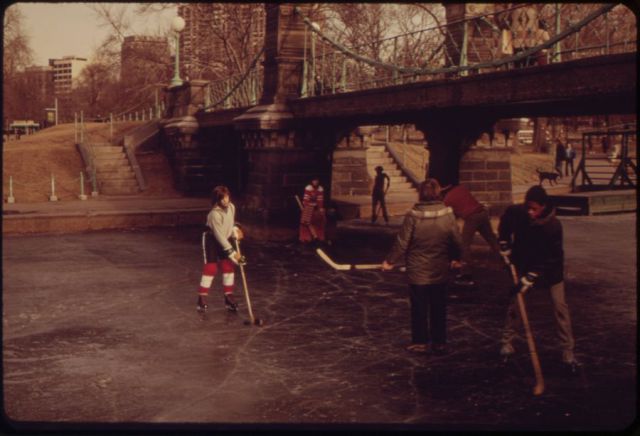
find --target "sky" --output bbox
[13,2,178,66]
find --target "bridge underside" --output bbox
[173,51,636,239]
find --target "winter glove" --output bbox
[499,240,512,258]
[520,272,539,289]
[225,248,247,266]
[232,225,244,240]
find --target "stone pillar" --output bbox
[416,113,496,187]
[459,148,513,216]
[234,4,330,239]
[161,80,210,193]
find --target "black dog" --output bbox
[536,168,561,186]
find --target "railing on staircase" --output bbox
[384,141,425,189]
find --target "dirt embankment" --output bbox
[3,122,179,203]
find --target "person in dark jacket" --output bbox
[382,179,463,355]
[497,185,580,369]
[438,183,500,286]
[371,166,390,224]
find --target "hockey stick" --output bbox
[316,248,405,272]
[294,195,319,240]
[236,240,264,326]
[504,256,545,396]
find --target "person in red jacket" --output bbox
[438,182,500,286]
[299,177,326,243]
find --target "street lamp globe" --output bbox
[171,16,185,33]
[170,16,186,88]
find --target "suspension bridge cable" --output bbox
[202,46,265,111]
[295,3,617,76]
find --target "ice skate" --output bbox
[224,293,238,312]
[454,273,476,287]
[196,296,208,313]
[500,343,515,361]
[562,351,582,374]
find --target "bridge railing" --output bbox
[297,3,636,97]
[201,48,265,112]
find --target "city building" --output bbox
[48,55,88,96]
[177,3,265,80]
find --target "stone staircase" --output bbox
[366,142,418,196]
[90,142,140,195]
[332,141,419,219]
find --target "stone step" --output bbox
[367,156,395,165]
[99,179,140,194]
[97,168,136,179]
[93,158,129,169]
[92,145,125,155]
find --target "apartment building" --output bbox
[177,3,265,80]
[48,55,88,96]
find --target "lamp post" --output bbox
[170,15,186,88]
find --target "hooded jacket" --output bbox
[386,201,462,285]
[498,203,564,287]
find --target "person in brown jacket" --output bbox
[438,183,500,286]
[382,179,463,355]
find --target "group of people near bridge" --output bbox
[192,173,580,373]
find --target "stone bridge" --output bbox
[160,4,636,239]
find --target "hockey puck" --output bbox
[243,320,251,326]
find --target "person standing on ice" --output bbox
[498,185,580,371]
[299,177,326,243]
[437,182,500,286]
[382,179,462,355]
[196,185,244,313]
[371,165,390,224]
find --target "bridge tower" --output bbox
[233,3,335,238]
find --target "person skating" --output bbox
[371,166,390,224]
[382,179,463,355]
[196,185,245,313]
[438,182,500,286]
[299,177,326,243]
[498,185,580,371]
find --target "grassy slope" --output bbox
[3,122,179,202]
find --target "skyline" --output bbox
[13,2,177,66]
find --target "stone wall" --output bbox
[331,149,370,196]
[459,148,513,216]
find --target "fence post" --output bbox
[49,173,58,202]
[7,176,15,203]
[80,111,84,143]
[91,167,99,197]
[79,171,87,200]
[459,19,469,76]
[302,25,308,97]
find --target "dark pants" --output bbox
[371,193,389,223]
[460,209,499,276]
[564,159,574,176]
[409,283,447,345]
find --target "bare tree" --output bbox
[3,4,34,127]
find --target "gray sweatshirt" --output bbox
[206,202,236,253]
